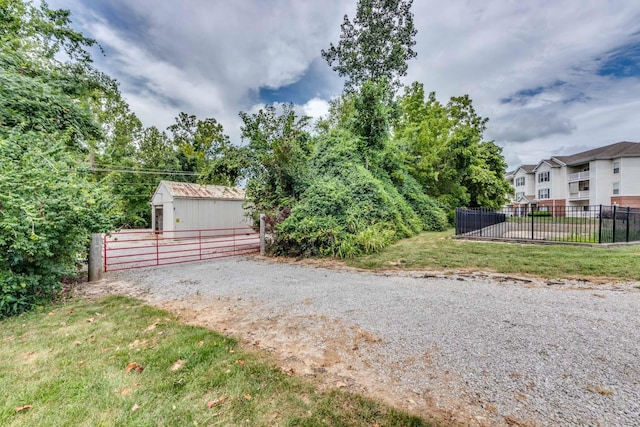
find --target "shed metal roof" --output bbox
[159,180,245,200]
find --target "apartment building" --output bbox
[506,141,640,212]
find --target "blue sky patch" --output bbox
[500,80,566,105]
[258,58,341,105]
[597,42,640,78]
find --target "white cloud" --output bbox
[300,97,330,119]
[51,0,640,167]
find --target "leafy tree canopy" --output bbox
[240,104,312,223]
[395,82,511,211]
[0,0,119,316]
[321,0,417,92]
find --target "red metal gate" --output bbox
[104,227,259,272]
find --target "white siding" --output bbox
[551,166,566,200]
[589,160,613,205]
[535,163,553,199]
[513,169,535,197]
[150,181,250,233]
[173,199,251,233]
[620,157,640,195]
[162,203,174,232]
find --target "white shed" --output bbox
[151,180,251,233]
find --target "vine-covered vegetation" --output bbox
[1,0,509,316]
[240,0,509,257]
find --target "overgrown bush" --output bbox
[0,135,117,318]
[271,130,446,257]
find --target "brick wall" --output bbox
[610,196,640,209]
[538,199,567,217]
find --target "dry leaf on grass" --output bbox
[243,394,252,400]
[131,404,140,412]
[171,359,185,371]
[207,397,225,408]
[15,404,32,412]
[86,318,95,323]
[125,362,145,373]
[236,360,245,366]
[198,340,204,347]
[281,367,295,376]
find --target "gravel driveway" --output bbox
[85,256,640,426]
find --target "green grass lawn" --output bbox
[0,296,431,427]
[348,230,640,281]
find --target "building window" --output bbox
[538,188,550,199]
[515,177,525,186]
[613,182,620,195]
[539,206,549,212]
[537,171,550,183]
[613,161,620,174]
[515,191,524,199]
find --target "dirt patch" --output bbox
[76,280,497,426]
[260,255,640,291]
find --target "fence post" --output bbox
[454,208,458,235]
[612,204,617,243]
[259,214,266,256]
[626,207,631,243]
[598,205,602,244]
[156,231,159,265]
[199,229,202,260]
[88,233,103,281]
[479,208,483,237]
[531,207,535,240]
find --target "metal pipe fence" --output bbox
[104,227,260,272]
[455,205,640,244]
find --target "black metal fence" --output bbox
[455,205,640,244]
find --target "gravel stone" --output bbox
[102,257,640,426]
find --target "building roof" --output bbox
[533,158,564,171]
[518,164,536,173]
[518,195,536,204]
[158,180,245,200]
[552,141,640,166]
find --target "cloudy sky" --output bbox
[51,0,640,168]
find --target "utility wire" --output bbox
[89,163,190,173]
[89,167,201,176]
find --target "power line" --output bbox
[90,163,190,173]
[89,167,201,176]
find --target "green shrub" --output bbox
[272,130,446,258]
[528,211,552,217]
[0,135,117,318]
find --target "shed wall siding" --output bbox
[173,199,250,231]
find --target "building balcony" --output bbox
[568,190,590,200]
[568,171,589,182]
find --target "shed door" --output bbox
[154,206,163,232]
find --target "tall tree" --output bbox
[168,112,244,186]
[0,0,118,316]
[239,104,312,222]
[321,0,417,91]
[395,83,510,210]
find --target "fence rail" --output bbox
[455,205,640,244]
[104,227,259,272]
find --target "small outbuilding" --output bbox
[151,180,251,233]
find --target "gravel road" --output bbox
[90,256,640,426]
